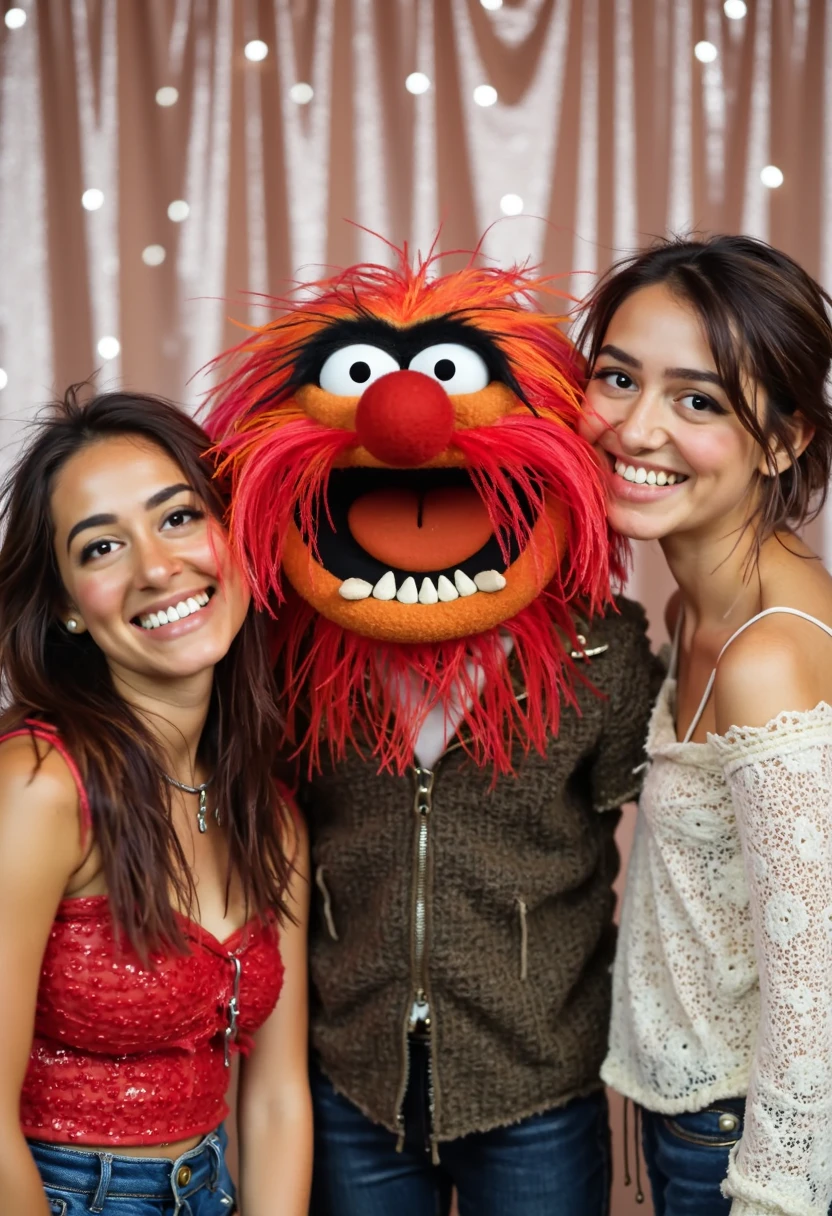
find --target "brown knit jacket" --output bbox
[298,597,663,1143]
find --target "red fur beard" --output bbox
[222,409,622,777]
[275,586,597,778]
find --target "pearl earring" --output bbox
[66,618,79,632]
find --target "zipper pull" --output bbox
[413,766,434,816]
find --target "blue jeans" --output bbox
[28,1125,236,1216]
[640,1099,746,1216]
[310,1067,611,1216]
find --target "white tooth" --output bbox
[197,592,209,606]
[666,474,677,486]
[437,575,459,602]
[148,612,160,628]
[615,461,625,475]
[155,608,169,624]
[454,569,478,597]
[372,571,397,601]
[474,570,507,593]
[186,597,200,613]
[418,578,438,605]
[338,578,373,601]
[175,600,190,618]
[656,470,667,486]
[646,470,657,485]
[140,616,152,629]
[634,466,647,484]
[624,465,636,482]
[166,606,181,621]
[396,576,418,604]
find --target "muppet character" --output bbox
[207,251,662,1216]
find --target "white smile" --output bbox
[614,460,687,486]
[337,568,507,603]
[136,589,213,630]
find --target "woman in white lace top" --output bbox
[578,235,832,1216]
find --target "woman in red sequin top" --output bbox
[0,390,312,1216]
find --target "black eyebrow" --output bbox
[66,484,194,551]
[66,513,117,550]
[596,344,642,369]
[284,313,533,410]
[663,366,725,388]
[144,483,194,510]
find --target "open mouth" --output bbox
[299,468,538,604]
[132,588,215,631]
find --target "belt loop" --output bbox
[89,1153,113,1213]
[208,1131,223,1191]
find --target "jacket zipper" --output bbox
[396,764,435,1147]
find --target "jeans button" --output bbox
[176,1164,193,1186]
[718,1112,740,1133]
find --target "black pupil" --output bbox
[434,358,455,381]
[616,373,630,388]
[350,361,372,384]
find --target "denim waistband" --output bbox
[28,1125,229,1214]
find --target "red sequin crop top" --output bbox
[13,726,285,1146]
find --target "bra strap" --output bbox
[0,722,91,844]
[682,606,832,743]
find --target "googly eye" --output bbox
[318,344,401,396]
[408,344,490,394]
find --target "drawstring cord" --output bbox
[622,1098,645,1204]
[515,897,528,981]
[315,866,339,941]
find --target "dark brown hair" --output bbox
[576,234,832,535]
[0,387,295,956]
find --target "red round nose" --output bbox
[354,370,455,467]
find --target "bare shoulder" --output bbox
[714,614,828,733]
[0,734,85,876]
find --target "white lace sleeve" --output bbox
[709,706,832,1216]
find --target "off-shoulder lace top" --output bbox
[603,608,832,1216]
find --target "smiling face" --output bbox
[51,434,250,688]
[582,282,769,543]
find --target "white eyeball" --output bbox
[318,344,400,396]
[408,344,490,394]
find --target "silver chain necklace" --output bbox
[164,774,220,834]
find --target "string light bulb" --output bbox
[500,194,524,216]
[694,41,718,62]
[81,189,104,211]
[4,8,26,29]
[97,336,120,361]
[244,40,268,62]
[406,72,431,95]
[289,82,314,104]
[473,84,498,107]
[142,245,166,266]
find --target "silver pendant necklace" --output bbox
[164,774,220,834]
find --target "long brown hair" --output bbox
[0,387,295,956]
[576,234,832,536]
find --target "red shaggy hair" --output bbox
[205,246,623,775]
